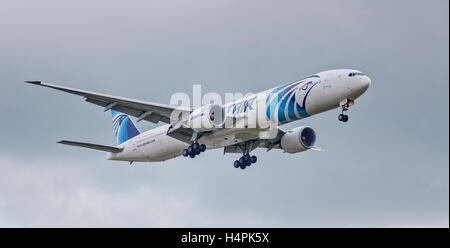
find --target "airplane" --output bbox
[25,69,371,169]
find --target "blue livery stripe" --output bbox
[266,79,319,123]
[287,93,297,121]
[111,110,140,145]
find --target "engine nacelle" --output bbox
[280,126,317,153]
[189,104,225,131]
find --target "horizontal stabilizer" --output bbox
[24,81,42,85]
[58,140,123,153]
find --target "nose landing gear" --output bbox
[338,99,353,122]
[338,113,348,122]
[182,142,206,158]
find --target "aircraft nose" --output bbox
[359,75,371,92]
[347,73,371,100]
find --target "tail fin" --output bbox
[111,110,140,145]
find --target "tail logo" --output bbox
[112,113,127,138]
[111,110,140,145]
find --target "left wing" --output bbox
[25,81,191,124]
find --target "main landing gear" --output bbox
[233,155,257,170]
[233,143,257,170]
[182,142,206,158]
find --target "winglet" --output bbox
[24,81,42,85]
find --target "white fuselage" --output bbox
[107,69,371,162]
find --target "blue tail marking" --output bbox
[111,110,140,145]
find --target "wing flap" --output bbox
[58,140,123,153]
[166,127,195,144]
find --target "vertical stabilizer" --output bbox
[111,110,140,145]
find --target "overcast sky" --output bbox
[0,0,448,227]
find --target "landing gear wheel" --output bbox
[339,100,350,122]
[243,154,251,166]
[244,154,250,161]
[235,141,258,169]
[187,146,193,154]
[185,142,207,159]
[233,160,240,168]
[192,143,199,151]
[200,144,206,152]
[240,163,246,169]
[182,149,189,157]
[239,157,245,164]
[342,115,349,122]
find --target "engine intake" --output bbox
[280,126,316,153]
[190,104,225,131]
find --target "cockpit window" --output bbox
[348,72,365,77]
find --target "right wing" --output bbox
[25,81,191,124]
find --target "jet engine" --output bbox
[190,104,225,131]
[280,126,317,153]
